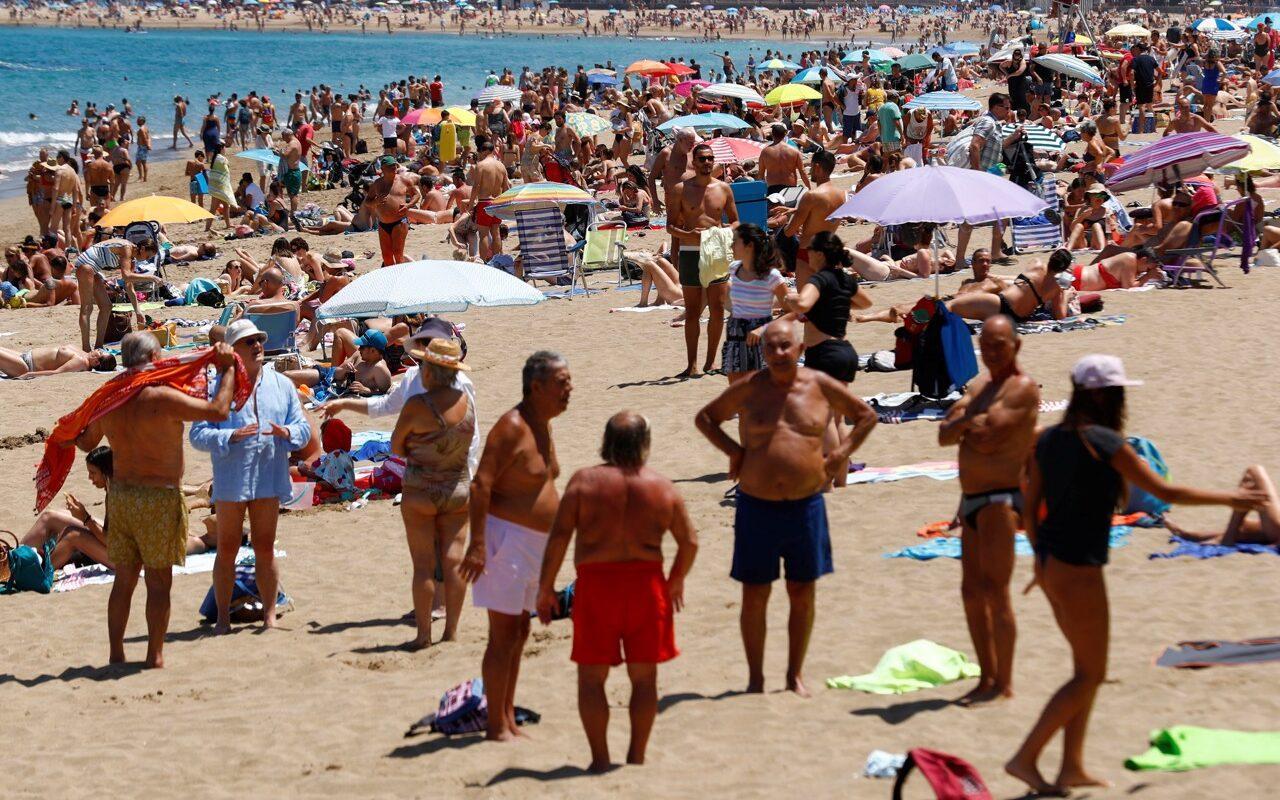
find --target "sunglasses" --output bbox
[694,154,715,162]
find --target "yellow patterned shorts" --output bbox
[107,483,189,571]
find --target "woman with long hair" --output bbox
[1006,355,1264,795]
[722,223,787,385]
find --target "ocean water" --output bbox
[0,26,811,193]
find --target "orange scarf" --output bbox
[34,348,250,512]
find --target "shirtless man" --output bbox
[74,334,238,668]
[278,129,304,214]
[185,150,208,208]
[172,96,192,149]
[284,330,392,397]
[85,148,114,211]
[461,351,572,742]
[0,344,115,378]
[536,411,698,772]
[22,255,79,307]
[696,321,877,695]
[670,141,737,377]
[49,155,80,246]
[1162,96,1218,137]
[782,149,843,285]
[366,156,413,266]
[648,127,696,218]
[472,140,511,262]
[938,316,1039,705]
[759,123,809,195]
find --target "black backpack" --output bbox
[912,310,951,400]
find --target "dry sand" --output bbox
[4,97,1280,800]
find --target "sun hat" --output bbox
[353,330,388,352]
[411,337,470,371]
[1071,354,1143,390]
[224,319,267,347]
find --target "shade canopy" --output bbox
[97,196,214,228]
[317,260,545,319]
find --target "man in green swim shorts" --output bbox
[278,129,304,216]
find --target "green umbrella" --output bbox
[883,53,935,73]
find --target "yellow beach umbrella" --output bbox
[97,195,213,228]
[1220,134,1280,173]
[764,83,821,106]
[403,105,476,126]
[1106,23,1151,37]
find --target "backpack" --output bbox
[912,303,952,399]
[1124,435,1171,517]
[892,748,993,800]
[431,678,488,736]
[0,531,55,595]
[893,296,939,369]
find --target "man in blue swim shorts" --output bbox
[696,319,877,696]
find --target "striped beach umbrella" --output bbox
[764,83,822,106]
[473,84,521,103]
[946,122,1064,165]
[1105,23,1150,37]
[700,82,766,104]
[1263,68,1280,87]
[657,112,752,132]
[1033,53,1104,85]
[485,182,603,220]
[706,136,766,165]
[1191,17,1248,39]
[791,65,848,84]
[879,46,908,58]
[1106,132,1252,192]
[904,91,982,111]
[563,112,610,137]
[758,58,803,71]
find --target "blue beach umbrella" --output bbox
[904,91,981,111]
[657,112,752,132]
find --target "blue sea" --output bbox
[0,26,833,192]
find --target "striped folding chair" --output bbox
[514,205,589,297]
[1011,174,1063,254]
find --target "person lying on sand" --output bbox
[1068,247,1163,291]
[0,344,116,379]
[1164,465,1280,546]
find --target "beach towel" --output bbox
[110,301,166,313]
[826,639,980,695]
[1125,726,1280,772]
[609,304,680,313]
[886,528,1133,560]
[893,748,994,800]
[846,461,959,485]
[52,546,282,592]
[350,430,394,462]
[1149,535,1280,560]
[438,121,457,163]
[864,391,960,423]
[34,349,251,512]
[698,226,734,287]
[198,563,291,623]
[1157,637,1280,669]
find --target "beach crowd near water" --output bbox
[4,2,1280,798]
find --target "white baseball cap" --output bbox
[225,319,267,347]
[1071,354,1143,390]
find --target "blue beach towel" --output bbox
[887,528,1133,561]
[1149,536,1280,561]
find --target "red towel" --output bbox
[34,348,250,512]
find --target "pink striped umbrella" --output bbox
[1106,132,1251,193]
[707,136,765,165]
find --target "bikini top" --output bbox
[1014,272,1045,306]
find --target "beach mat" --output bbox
[968,314,1127,336]
[1157,637,1280,669]
[1125,726,1280,772]
[864,392,1067,424]
[846,461,958,485]
[1148,535,1280,560]
[52,547,283,592]
[886,528,1132,560]
[827,639,980,695]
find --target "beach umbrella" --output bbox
[1246,15,1276,29]
[700,82,766,104]
[473,84,521,103]
[664,62,697,77]
[1033,53,1104,85]
[563,112,610,137]
[97,195,214,228]
[904,91,981,111]
[664,3,676,7]
[947,122,1064,163]
[879,46,907,57]
[1106,23,1150,37]
[841,47,891,64]
[657,112,752,132]
[1264,68,1280,87]
[1107,132,1252,193]
[829,164,1047,225]
[484,181,603,220]
[404,106,476,126]
[625,59,674,76]
[1215,134,1280,173]
[586,67,616,78]
[892,53,935,72]
[1192,17,1248,39]
[764,83,822,106]
[791,65,848,84]
[317,260,544,320]
[234,148,310,170]
[587,73,619,86]
[758,58,803,71]
[934,41,980,56]
[989,3,1002,11]
[674,79,712,97]
[706,136,765,165]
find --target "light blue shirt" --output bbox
[190,366,312,503]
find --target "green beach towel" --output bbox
[1125,726,1280,772]
[111,302,166,313]
[826,639,981,694]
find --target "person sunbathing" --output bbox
[284,329,392,397]
[0,344,115,378]
[1164,465,1280,546]
[1066,187,1111,251]
[626,248,685,310]
[16,255,79,307]
[1070,247,1163,291]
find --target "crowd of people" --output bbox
[10,2,1280,794]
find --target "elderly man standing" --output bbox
[191,320,312,634]
[696,321,876,695]
[72,333,239,668]
[461,350,572,741]
[954,92,1023,270]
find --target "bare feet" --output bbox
[144,653,164,670]
[108,650,126,665]
[785,673,811,698]
[746,676,764,694]
[485,729,518,742]
[1055,768,1112,789]
[587,759,617,774]
[675,366,701,379]
[400,638,431,652]
[213,621,231,636]
[956,684,1012,707]
[1004,758,1064,797]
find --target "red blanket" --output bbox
[34,348,250,512]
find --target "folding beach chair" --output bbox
[581,221,630,285]
[1161,197,1255,287]
[246,308,300,357]
[730,180,769,231]
[1011,174,1063,254]
[514,205,589,297]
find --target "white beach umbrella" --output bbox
[317,260,545,319]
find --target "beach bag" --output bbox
[1124,435,1171,517]
[893,296,938,369]
[198,564,291,623]
[431,678,489,735]
[147,322,180,348]
[185,277,221,306]
[105,311,133,345]
[314,450,356,495]
[938,305,978,391]
[912,303,957,400]
[0,531,55,595]
[892,748,993,800]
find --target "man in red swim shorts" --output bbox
[537,411,698,773]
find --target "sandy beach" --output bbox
[4,16,1280,798]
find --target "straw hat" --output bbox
[411,338,469,371]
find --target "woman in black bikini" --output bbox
[1005,355,1264,795]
